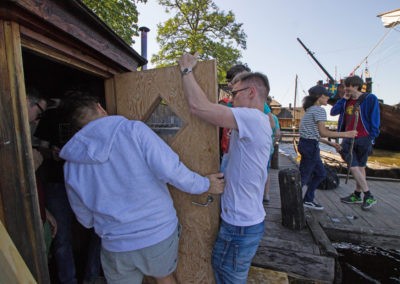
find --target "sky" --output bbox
[132,0,400,110]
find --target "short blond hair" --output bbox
[234,72,270,99]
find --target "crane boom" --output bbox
[297,37,335,83]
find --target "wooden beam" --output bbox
[104,78,117,114]
[20,27,116,78]
[2,0,145,70]
[305,214,338,257]
[337,173,400,183]
[0,20,49,283]
[321,222,400,251]
[253,245,335,283]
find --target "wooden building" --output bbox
[0,0,220,283]
[269,99,304,131]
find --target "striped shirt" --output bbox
[299,105,327,140]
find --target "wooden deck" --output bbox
[251,152,400,283]
[309,173,400,250]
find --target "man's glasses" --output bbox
[229,87,250,98]
[35,103,45,119]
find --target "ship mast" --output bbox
[293,75,298,133]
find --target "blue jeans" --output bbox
[46,183,101,283]
[212,220,265,284]
[46,183,77,284]
[298,138,326,203]
[84,229,102,282]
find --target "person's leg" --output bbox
[355,137,377,209]
[304,157,326,203]
[101,226,180,284]
[298,139,316,188]
[298,139,325,202]
[101,248,144,284]
[341,137,376,208]
[46,182,77,284]
[264,152,274,202]
[83,229,102,283]
[353,137,373,193]
[211,223,230,284]
[263,169,271,202]
[340,138,364,202]
[350,166,369,192]
[137,225,180,282]
[212,220,265,284]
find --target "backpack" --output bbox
[317,165,340,190]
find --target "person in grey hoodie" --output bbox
[59,92,224,284]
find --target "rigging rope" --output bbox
[350,27,394,75]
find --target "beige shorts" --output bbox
[101,225,180,284]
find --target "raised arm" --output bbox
[330,98,346,116]
[179,53,238,129]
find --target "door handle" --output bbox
[192,195,214,207]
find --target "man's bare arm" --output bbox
[179,53,238,129]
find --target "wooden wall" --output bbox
[0,20,49,282]
[0,1,145,281]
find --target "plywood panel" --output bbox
[113,61,220,283]
[0,221,36,284]
[248,266,289,284]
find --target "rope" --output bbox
[350,27,394,75]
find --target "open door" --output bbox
[107,60,220,283]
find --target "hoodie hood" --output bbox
[60,116,126,164]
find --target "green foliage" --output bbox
[82,0,147,46]
[152,0,247,82]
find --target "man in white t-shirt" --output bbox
[179,53,272,284]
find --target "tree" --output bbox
[152,0,246,82]
[82,0,147,46]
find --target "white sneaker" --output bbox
[303,201,324,210]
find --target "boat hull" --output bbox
[374,103,400,151]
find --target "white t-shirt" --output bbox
[221,107,272,226]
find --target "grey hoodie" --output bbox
[60,115,209,252]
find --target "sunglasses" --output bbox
[229,87,250,98]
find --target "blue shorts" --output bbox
[212,220,265,284]
[340,136,372,167]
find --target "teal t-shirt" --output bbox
[264,103,271,114]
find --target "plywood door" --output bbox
[110,60,220,283]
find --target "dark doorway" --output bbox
[22,50,105,103]
[22,50,105,283]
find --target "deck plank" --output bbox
[254,154,336,283]
[253,150,400,282]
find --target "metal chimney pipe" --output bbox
[139,26,150,70]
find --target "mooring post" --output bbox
[271,142,279,169]
[278,168,306,230]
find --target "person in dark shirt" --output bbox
[331,75,380,210]
[35,102,101,284]
[26,87,57,253]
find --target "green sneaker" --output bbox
[362,196,377,210]
[341,193,362,204]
